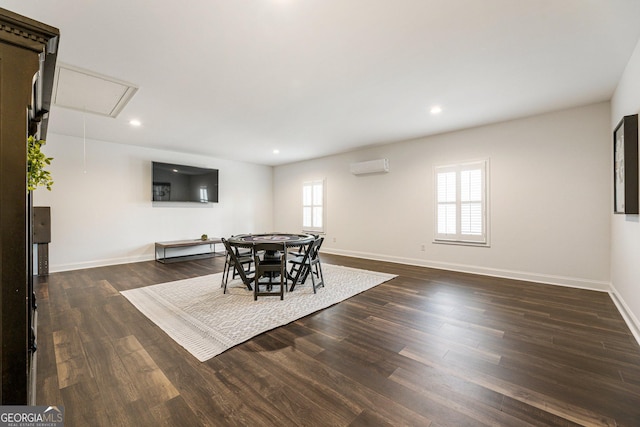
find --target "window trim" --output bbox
[433,159,490,247]
[302,179,325,233]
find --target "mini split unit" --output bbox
[349,158,390,175]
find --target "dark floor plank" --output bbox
[34,254,640,426]
[113,335,180,407]
[52,328,93,389]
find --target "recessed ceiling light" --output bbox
[273,149,280,154]
[430,106,442,114]
[129,119,142,127]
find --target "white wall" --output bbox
[274,102,611,290]
[33,134,274,272]
[610,37,640,341]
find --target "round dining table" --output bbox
[227,233,315,246]
[227,233,316,291]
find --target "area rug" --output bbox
[121,264,396,361]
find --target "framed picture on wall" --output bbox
[614,114,639,214]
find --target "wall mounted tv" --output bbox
[152,161,219,203]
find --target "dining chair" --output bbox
[253,242,287,300]
[287,239,313,288]
[221,238,254,292]
[230,235,252,258]
[286,234,318,259]
[231,240,254,280]
[288,236,324,293]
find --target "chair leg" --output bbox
[309,261,324,293]
[232,259,251,280]
[280,265,285,300]
[221,254,228,287]
[315,262,325,289]
[253,268,286,300]
[222,255,231,293]
[309,261,317,294]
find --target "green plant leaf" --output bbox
[27,135,54,192]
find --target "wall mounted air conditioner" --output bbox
[350,158,390,175]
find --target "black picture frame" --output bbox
[614,114,639,214]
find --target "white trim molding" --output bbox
[609,283,640,347]
[322,247,610,292]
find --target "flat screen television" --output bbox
[152,161,219,203]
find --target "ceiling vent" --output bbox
[350,159,390,175]
[52,63,138,118]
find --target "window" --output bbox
[199,187,208,202]
[435,159,488,245]
[302,179,324,233]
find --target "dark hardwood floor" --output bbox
[34,253,640,426]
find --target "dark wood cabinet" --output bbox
[0,8,58,404]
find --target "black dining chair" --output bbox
[221,238,254,293]
[253,242,287,300]
[288,236,324,293]
[230,235,252,258]
[286,233,318,259]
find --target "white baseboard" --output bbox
[609,284,640,346]
[322,248,610,291]
[50,254,155,273]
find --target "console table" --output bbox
[155,238,224,263]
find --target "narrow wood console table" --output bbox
[155,238,224,263]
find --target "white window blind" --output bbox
[435,160,488,244]
[302,179,324,233]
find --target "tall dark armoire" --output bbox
[0,8,58,404]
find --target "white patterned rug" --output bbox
[121,264,396,361]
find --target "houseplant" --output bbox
[27,135,53,191]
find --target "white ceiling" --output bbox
[5,1,640,166]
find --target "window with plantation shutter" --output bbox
[435,160,488,245]
[302,179,324,233]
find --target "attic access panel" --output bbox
[52,63,138,118]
